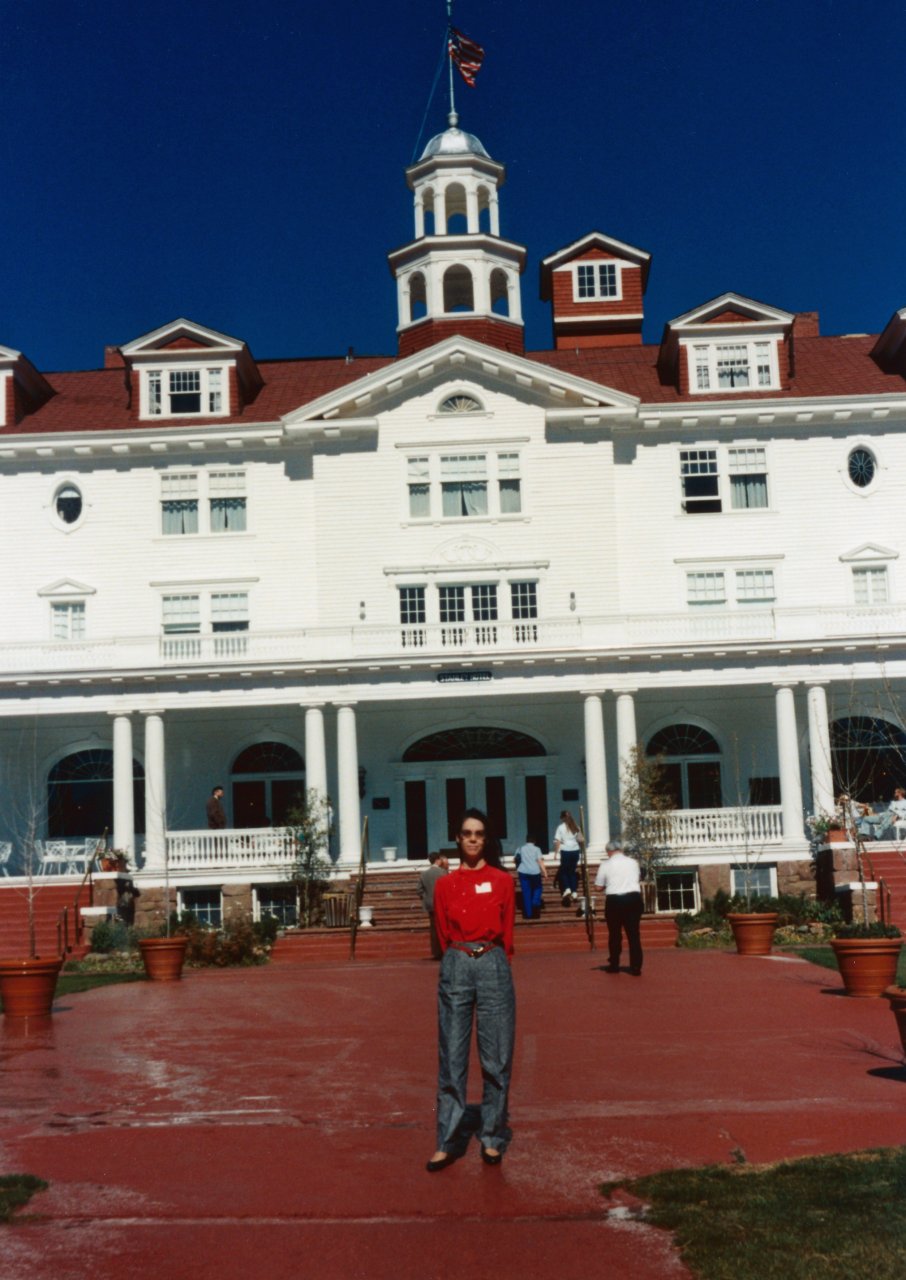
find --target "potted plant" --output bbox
[724,745,778,955]
[137,820,188,981]
[883,986,906,1058]
[0,783,62,1018]
[830,920,903,997]
[806,811,845,843]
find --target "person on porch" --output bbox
[206,785,227,830]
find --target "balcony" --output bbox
[653,805,783,849]
[3,601,905,679]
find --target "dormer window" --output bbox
[146,366,226,417]
[574,262,619,301]
[690,340,777,393]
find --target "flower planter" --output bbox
[727,911,779,956]
[884,987,906,1058]
[139,936,188,982]
[830,937,903,997]
[0,956,63,1018]
[827,829,847,843]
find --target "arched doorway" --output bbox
[831,717,906,801]
[48,749,145,839]
[401,727,548,858]
[646,724,722,809]
[231,742,305,828]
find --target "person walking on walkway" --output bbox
[427,808,516,1172]
[595,840,644,975]
[514,833,547,920]
[553,810,584,905]
[418,852,449,959]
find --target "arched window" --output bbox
[409,272,427,322]
[403,727,546,762]
[490,268,510,317]
[831,716,906,800]
[231,741,305,828]
[444,181,468,233]
[48,749,145,838]
[646,724,722,809]
[477,185,492,233]
[443,265,474,313]
[438,393,482,414]
[423,188,436,236]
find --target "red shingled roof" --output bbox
[4,335,904,435]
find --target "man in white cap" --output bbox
[594,840,643,976]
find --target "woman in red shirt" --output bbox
[426,808,516,1172]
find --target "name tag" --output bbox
[474,881,492,895]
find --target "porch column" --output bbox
[109,712,135,857]
[775,684,804,840]
[806,683,835,815]
[143,712,167,872]
[336,703,361,864]
[583,693,610,853]
[615,691,638,820]
[303,704,328,802]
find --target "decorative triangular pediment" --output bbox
[668,293,795,331]
[120,318,246,357]
[540,231,651,299]
[37,578,96,598]
[282,335,638,434]
[839,543,899,563]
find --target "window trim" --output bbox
[841,441,883,497]
[730,864,777,899]
[679,444,771,515]
[140,362,230,419]
[160,468,248,536]
[570,259,622,303]
[403,448,524,522]
[683,337,781,394]
[852,564,890,607]
[50,599,87,642]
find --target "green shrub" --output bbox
[181,912,272,966]
[832,920,902,940]
[254,914,280,945]
[90,919,138,953]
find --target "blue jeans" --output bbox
[518,872,543,919]
[559,850,580,896]
[436,946,516,1153]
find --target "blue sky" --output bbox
[1,0,905,370]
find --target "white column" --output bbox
[336,704,361,865]
[615,691,638,819]
[507,268,523,323]
[304,705,327,802]
[807,684,835,816]
[143,712,167,872]
[775,685,804,840]
[583,693,610,853]
[110,713,135,857]
[466,185,479,232]
[489,195,500,236]
[414,193,425,239]
[436,187,447,236]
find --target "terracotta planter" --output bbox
[827,829,847,843]
[0,956,63,1018]
[884,986,906,1057]
[139,936,188,982]
[830,937,903,997]
[727,912,779,956]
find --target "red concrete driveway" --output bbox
[1,949,904,1279]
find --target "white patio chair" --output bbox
[0,841,12,876]
[40,840,73,875]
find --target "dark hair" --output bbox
[212,785,224,794]
[456,807,502,868]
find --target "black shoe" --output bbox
[426,1153,457,1173]
[629,968,642,977]
[604,965,620,974]
[481,1148,503,1166]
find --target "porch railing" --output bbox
[651,805,784,848]
[167,827,298,870]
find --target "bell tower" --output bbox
[387,111,526,357]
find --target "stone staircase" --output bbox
[270,866,678,965]
[863,846,906,932]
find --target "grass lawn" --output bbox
[604,1147,906,1280]
[0,1175,48,1223]
[797,945,906,986]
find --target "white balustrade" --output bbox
[166,827,299,870]
[651,806,784,849]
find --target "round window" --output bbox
[55,484,83,524]
[847,447,876,489]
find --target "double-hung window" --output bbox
[680,450,721,513]
[161,473,200,535]
[161,470,247,535]
[209,471,247,532]
[51,601,86,641]
[406,451,523,520]
[853,566,889,605]
[575,261,619,300]
[147,367,225,417]
[511,580,538,643]
[680,447,769,514]
[399,586,427,647]
[691,341,776,393]
[211,592,249,654]
[728,447,768,509]
[735,570,775,603]
[686,572,726,606]
[161,591,249,657]
[162,594,202,656]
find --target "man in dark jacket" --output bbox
[206,785,227,829]
[418,852,449,959]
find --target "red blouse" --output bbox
[433,864,516,959]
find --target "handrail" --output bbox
[349,816,369,961]
[56,830,106,956]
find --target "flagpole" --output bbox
[446,0,457,124]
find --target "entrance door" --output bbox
[524,775,549,848]
[405,780,429,859]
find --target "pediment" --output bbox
[38,578,96,598]
[839,543,899,563]
[121,318,246,358]
[668,293,795,331]
[282,335,639,435]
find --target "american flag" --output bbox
[448,26,485,88]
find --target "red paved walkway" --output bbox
[1,949,905,1279]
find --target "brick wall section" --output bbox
[398,315,524,357]
[222,883,253,919]
[550,251,644,350]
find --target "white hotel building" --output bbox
[3,116,906,920]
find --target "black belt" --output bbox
[450,940,499,958]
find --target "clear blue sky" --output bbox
[1,0,905,371]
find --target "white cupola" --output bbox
[387,112,526,357]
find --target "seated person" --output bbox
[836,793,874,838]
[887,787,906,838]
